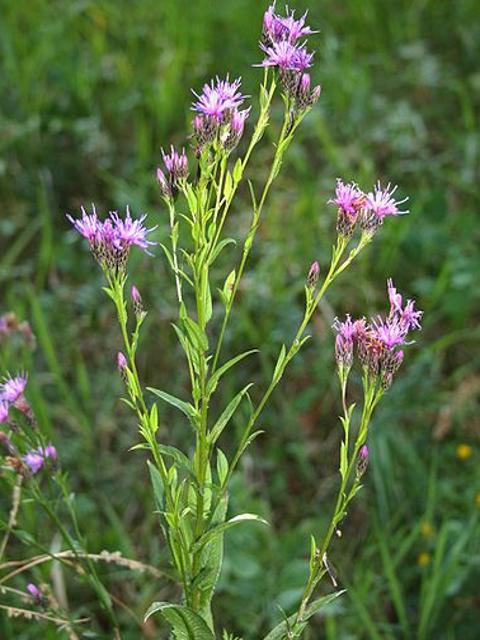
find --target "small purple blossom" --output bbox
[0,374,28,404]
[23,444,57,475]
[27,583,46,605]
[329,179,366,238]
[333,315,356,368]
[66,206,100,246]
[192,76,245,121]
[131,285,141,305]
[223,108,251,151]
[262,4,317,45]
[260,40,314,71]
[158,146,189,196]
[365,182,409,220]
[109,208,157,253]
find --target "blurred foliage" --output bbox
[0,0,479,638]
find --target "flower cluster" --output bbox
[156,146,189,200]
[333,279,422,389]
[260,4,321,111]
[191,76,251,155]
[329,179,409,238]
[67,205,156,272]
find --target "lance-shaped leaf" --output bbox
[206,350,258,397]
[148,388,198,422]
[209,384,253,446]
[192,513,269,554]
[144,601,215,639]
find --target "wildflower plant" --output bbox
[1,3,423,638]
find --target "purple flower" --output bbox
[371,316,408,350]
[23,444,57,475]
[66,206,100,246]
[161,146,189,186]
[329,179,366,216]
[329,179,366,237]
[0,374,27,404]
[192,76,246,121]
[110,207,157,253]
[260,40,314,71]
[365,182,409,220]
[387,279,423,331]
[131,285,141,305]
[0,400,9,423]
[262,4,317,45]
[223,108,251,151]
[333,315,356,368]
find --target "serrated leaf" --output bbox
[144,602,215,639]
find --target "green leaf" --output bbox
[148,387,197,421]
[206,349,258,396]
[210,238,236,264]
[272,344,286,384]
[223,171,233,200]
[182,316,209,352]
[156,445,194,479]
[216,448,229,487]
[209,384,253,446]
[263,591,346,640]
[144,602,215,639]
[147,460,165,512]
[192,513,269,554]
[220,269,236,307]
[233,158,243,183]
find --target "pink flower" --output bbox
[23,444,57,475]
[0,374,27,404]
[0,400,9,424]
[365,182,409,220]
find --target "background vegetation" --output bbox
[1,0,479,637]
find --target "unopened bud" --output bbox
[307,260,320,288]
[117,352,128,382]
[27,583,47,607]
[131,285,145,318]
[357,444,369,477]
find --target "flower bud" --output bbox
[117,352,128,383]
[356,444,369,477]
[131,285,145,318]
[307,260,320,289]
[27,583,47,607]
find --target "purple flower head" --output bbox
[260,40,314,71]
[329,179,366,237]
[365,182,409,220]
[223,108,251,151]
[156,168,171,199]
[371,316,407,350]
[23,444,57,475]
[333,314,356,368]
[329,179,365,216]
[110,207,157,253]
[262,4,317,45]
[66,205,100,246]
[161,146,189,182]
[0,374,28,404]
[386,279,423,331]
[117,351,127,372]
[192,76,246,122]
[0,400,9,424]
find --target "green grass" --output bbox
[1,0,479,638]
